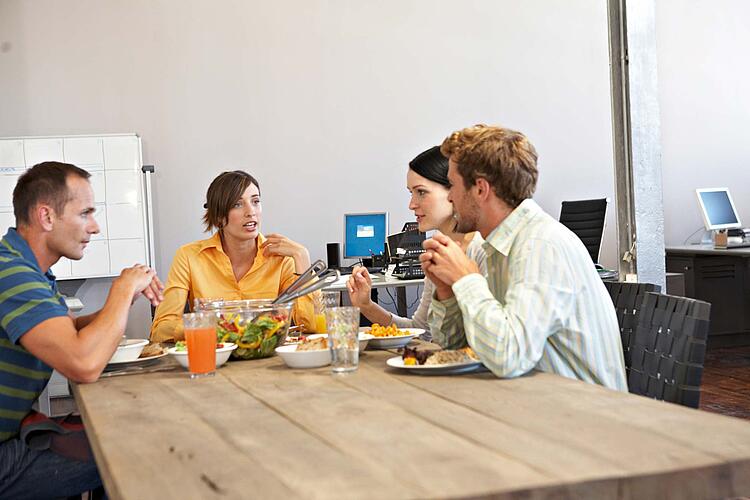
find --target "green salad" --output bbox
[216,312,289,359]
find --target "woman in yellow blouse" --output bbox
[150,170,315,342]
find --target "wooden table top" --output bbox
[73,349,750,499]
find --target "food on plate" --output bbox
[216,312,289,359]
[139,343,165,358]
[402,346,479,366]
[367,323,409,338]
[459,346,480,361]
[402,346,433,365]
[297,336,328,352]
[425,350,472,365]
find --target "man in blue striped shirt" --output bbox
[422,125,627,391]
[0,162,164,498]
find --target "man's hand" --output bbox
[421,231,480,289]
[261,233,311,273]
[117,264,164,307]
[419,251,454,300]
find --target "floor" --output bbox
[700,345,750,420]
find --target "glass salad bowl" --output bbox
[195,299,293,360]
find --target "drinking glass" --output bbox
[182,312,217,378]
[324,306,360,373]
[313,291,339,333]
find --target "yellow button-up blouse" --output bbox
[150,232,315,342]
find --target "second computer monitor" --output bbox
[696,188,742,231]
[344,212,388,259]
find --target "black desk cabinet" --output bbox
[666,246,750,344]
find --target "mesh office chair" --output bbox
[605,281,711,409]
[559,198,607,263]
[603,281,661,371]
[628,292,711,408]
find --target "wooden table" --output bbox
[73,350,750,499]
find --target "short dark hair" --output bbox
[408,146,449,188]
[203,170,261,232]
[13,161,92,226]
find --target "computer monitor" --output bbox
[344,212,388,259]
[387,229,425,256]
[696,188,742,231]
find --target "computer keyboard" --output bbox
[337,265,385,275]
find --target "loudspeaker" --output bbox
[326,243,340,269]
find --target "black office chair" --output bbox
[559,198,607,263]
[628,292,711,408]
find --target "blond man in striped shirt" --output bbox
[422,125,627,391]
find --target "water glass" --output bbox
[324,306,360,373]
[182,312,217,378]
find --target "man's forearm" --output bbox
[74,280,137,373]
[74,311,99,330]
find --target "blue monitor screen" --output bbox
[344,213,388,258]
[699,190,740,228]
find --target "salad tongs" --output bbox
[273,260,340,305]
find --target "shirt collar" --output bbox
[1,227,51,278]
[199,232,267,262]
[483,198,542,256]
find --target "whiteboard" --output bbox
[0,134,154,280]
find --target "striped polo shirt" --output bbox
[429,199,628,391]
[0,228,68,442]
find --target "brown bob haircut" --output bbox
[203,170,261,232]
[13,161,91,226]
[440,124,538,208]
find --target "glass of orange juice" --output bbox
[313,291,339,333]
[182,312,217,378]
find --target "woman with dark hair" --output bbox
[346,147,486,331]
[150,170,314,342]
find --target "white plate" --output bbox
[361,328,424,350]
[105,351,168,369]
[385,355,484,375]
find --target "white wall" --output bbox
[0,0,617,333]
[656,0,750,245]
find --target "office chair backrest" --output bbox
[603,281,661,371]
[629,292,711,408]
[559,198,607,262]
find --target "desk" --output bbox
[666,245,750,344]
[325,273,425,317]
[74,351,750,499]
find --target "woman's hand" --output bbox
[347,266,374,309]
[261,233,311,273]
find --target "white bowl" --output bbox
[109,339,149,363]
[275,344,331,369]
[167,343,238,369]
[360,328,424,350]
[308,333,374,352]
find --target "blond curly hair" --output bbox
[440,124,538,208]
